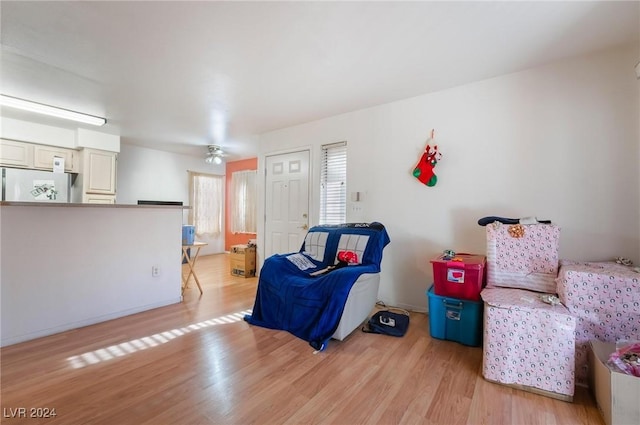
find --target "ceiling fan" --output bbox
[204,145,226,165]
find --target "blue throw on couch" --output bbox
[244,222,390,351]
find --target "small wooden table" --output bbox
[181,241,207,295]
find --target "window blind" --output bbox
[319,141,347,225]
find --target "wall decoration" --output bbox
[413,129,442,187]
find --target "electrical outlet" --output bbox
[152,266,160,277]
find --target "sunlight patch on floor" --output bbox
[66,309,253,369]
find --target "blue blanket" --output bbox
[245,223,390,351]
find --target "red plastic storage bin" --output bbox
[430,253,486,301]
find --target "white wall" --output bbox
[0,205,183,346]
[258,45,640,311]
[117,143,225,255]
[0,117,120,152]
[0,117,76,148]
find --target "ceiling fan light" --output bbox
[205,145,225,165]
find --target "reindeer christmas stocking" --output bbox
[413,144,441,187]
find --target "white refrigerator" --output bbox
[1,167,72,203]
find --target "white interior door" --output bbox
[264,150,310,259]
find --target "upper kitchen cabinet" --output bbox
[33,144,79,173]
[0,139,79,172]
[0,139,34,168]
[80,148,117,202]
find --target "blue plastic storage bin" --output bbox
[182,225,195,245]
[427,285,483,347]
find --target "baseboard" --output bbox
[376,299,427,313]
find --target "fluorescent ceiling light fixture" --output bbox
[0,94,106,126]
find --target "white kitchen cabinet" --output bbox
[84,194,116,204]
[33,144,79,173]
[1,139,79,172]
[80,148,117,203]
[0,139,34,168]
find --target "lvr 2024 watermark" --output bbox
[3,407,58,418]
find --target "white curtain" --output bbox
[189,172,223,236]
[231,170,257,233]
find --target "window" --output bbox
[231,170,257,233]
[319,141,347,225]
[189,171,223,236]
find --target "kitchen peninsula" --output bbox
[0,202,184,346]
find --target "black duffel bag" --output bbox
[362,308,410,337]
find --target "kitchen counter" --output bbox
[1,202,184,346]
[0,201,189,208]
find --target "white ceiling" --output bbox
[1,1,638,160]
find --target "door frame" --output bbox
[257,146,313,274]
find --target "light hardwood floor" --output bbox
[1,253,604,425]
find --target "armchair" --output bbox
[245,222,390,351]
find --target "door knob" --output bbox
[299,224,309,230]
